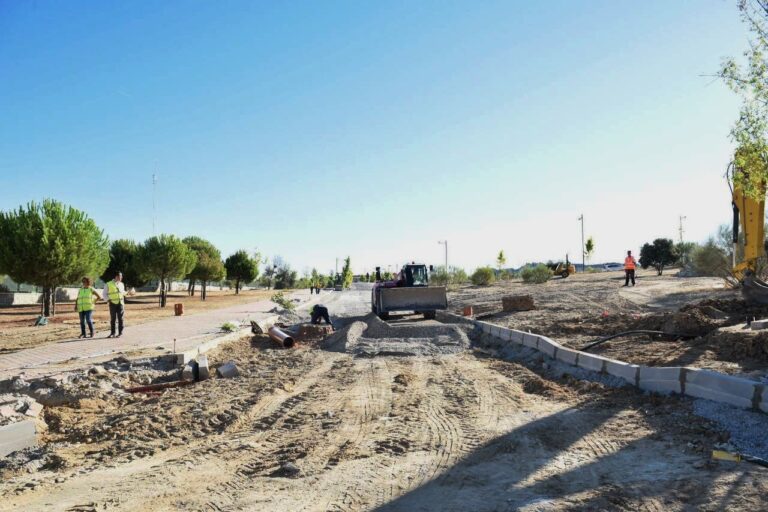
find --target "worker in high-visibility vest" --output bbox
[102,271,127,338]
[623,250,637,287]
[75,276,101,338]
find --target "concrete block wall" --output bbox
[638,366,683,395]
[446,310,768,414]
[683,369,760,409]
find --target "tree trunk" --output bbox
[201,281,207,301]
[160,278,167,307]
[52,286,57,316]
[42,286,53,317]
[657,265,663,276]
[235,278,240,295]
[189,280,196,296]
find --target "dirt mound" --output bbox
[323,314,470,357]
[662,309,721,337]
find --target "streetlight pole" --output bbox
[578,214,584,272]
[438,240,448,271]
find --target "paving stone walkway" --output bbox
[0,290,317,381]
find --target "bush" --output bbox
[521,264,553,284]
[271,291,296,311]
[470,266,496,286]
[431,266,469,286]
[691,239,731,280]
[221,322,238,332]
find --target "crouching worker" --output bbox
[311,304,333,329]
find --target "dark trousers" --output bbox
[109,302,124,335]
[624,269,635,286]
[79,310,94,336]
[311,306,331,325]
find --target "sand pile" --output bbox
[323,313,470,357]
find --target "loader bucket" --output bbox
[741,271,768,305]
[378,286,448,313]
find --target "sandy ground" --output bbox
[0,284,766,511]
[0,289,275,354]
[449,270,768,377]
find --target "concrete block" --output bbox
[638,366,683,394]
[480,322,493,335]
[761,392,768,414]
[684,369,759,409]
[172,353,192,366]
[501,295,535,312]
[508,329,525,344]
[0,419,36,457]
[490,325,502,338]
[197,355,210,381]
[751,318,768,330]
[605,359,639,385]
[522,333,539,350]
[537,336,559,358]
[181,360,199,382]
[217,361,240,379]
[24,401,43,418]
[555,346,579,366]
[498,328,512,342]
[577,353,608,373]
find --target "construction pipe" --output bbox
[268,326,296,348]
[579,330,670,352]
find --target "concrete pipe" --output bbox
[268,326,296,348]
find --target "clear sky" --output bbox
[0,1,752,276]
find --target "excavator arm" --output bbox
[730,160,768,304]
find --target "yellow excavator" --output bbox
[729,148,768,304]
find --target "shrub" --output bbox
[521,264,553,284]
[221,322,238,332]
[271,291,296,311]
[690,239,736,285]
[470,266,496,286]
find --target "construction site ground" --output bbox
[1,282,766,511]
[451,270,768,379]
[0,289,275,354]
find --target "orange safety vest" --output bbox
[624,256,636,270]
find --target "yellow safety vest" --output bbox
[76,287,95,312]
[107,280,122,305]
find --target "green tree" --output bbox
[639,238,678,276]
[225,250,258,294]
[718,1,768,200]
[585,237,595,265]
[496,250,507,273]
[136,235,197,307]
[101,239,144,289]
[341,256,353,289]
[183,236,225,301]
[0,200,109,316]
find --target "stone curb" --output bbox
[438,312,766,414]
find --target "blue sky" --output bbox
[0,1,751,275]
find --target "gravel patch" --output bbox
[693,399,768,460]
[323,314,470,357]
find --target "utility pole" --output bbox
[152,173,157,235]
[438,240,448,271]
[679,215,687,264]
[335,257,338,276]
[578,214,585,272]
[678,215,687,245]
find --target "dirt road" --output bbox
[1,284,765,511]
